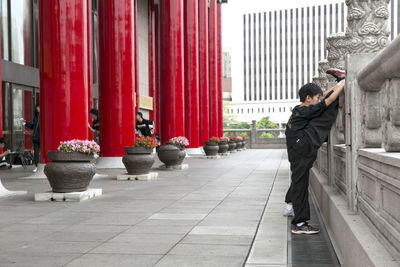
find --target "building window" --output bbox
[273,108,275,112]
[268,108,270,112]
[262,108,264,113]
[279,107,281,112]
[283,107,286,112]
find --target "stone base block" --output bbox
[219,152,230,156]
[205,155,221,159]
[35,188,102,202]
[0,179,27,198]
[117,172,159,181]
[159,164,189,170]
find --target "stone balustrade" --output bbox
[310,0,400,265]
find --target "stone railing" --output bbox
[223,120,286,149]
[310,1,399,265]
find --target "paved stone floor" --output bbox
[0,149,339,267]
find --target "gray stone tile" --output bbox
[126,225,194,234]
[0,252,80,267]
[155,255,245,267]
[181,234,253,245]
[190,226,256,236]
[9,240,100,254]
[65,254,163,267]
[169,243,250,257]
[149,213,207,220]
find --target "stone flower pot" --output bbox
[204,142,219,156]
[44,151,96,193]
[241,140,246,149]
[218,142,229,154]
[157,144,186,168]
[236,140,243,150]
[228,141,237,152]
[122,147,155,175]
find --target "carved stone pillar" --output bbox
[318,60,330,91]
[346,0,390,148]
[327,33,349,144]
[345,0,391,54]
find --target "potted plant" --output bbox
[158,136,189,168]
[44,140,99,193]
[218,137,230,154]
[228,136,237,152]
[204,137,220,156]
[240,135,247,149]
[236,136,243,150]
[122,136,157,175]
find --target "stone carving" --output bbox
[346,0,390,54]
[327,33,349,71]
[317,60,330,90]
[360,89,383,148]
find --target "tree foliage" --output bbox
[256,117,279,129]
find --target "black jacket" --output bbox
[26,115,40,143]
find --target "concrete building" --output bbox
[229,0,400,126]
[0,0,224,162]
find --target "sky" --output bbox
[222,0,345,50]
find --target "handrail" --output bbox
[357,34,400,91]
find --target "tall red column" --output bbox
[149,0,156,123]
[155,5,160,136]
[208,0,219,138]
[217,3,223,137]
[88,0,94,140]
[134,0,140,114]
[198,0,210,144]
[39,0,89,162]
[184,0,200,148]
[160,0,185,143]
[98,0,136,156]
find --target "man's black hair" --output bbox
[90,109,99,116]
[136,112,143,118]
[0,137,5,144]
[298,83,323,102]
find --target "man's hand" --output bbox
[4,149,10,155]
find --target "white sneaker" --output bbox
[32,167,38,173]
[283,209,294,217]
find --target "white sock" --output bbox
[286,204,293,211]
[296,222,305,227]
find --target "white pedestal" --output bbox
[117,172,159,181]
[205,155,221,159]
[0,179,27,198]
[34,188,102,202]
[96,157,125,169]
[159,164,189,170]
[185,148,205,157]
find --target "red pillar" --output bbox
[208,0,219,138]
[217,3,223,137]
[39,0,89,162]
[98,0,136,156]
[198,0,209,144]
[160,0,185,143]
[184,0,200,148]
[87,0,94,140]
[155,5,160,135]
[148,0,156,129]
[134,0,140,114]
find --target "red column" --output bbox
[217,3,223,137]
[88,0,94,140]
[39,0,89,162]
[208,0,218,138]
[98,0,136,156]
[0,19,2,150]
[184,0,200,148]
[160,0,185,143]
[155,5,160,135]
[148,0,156,124]
[198,0,209,144]
[134,0,140,114]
